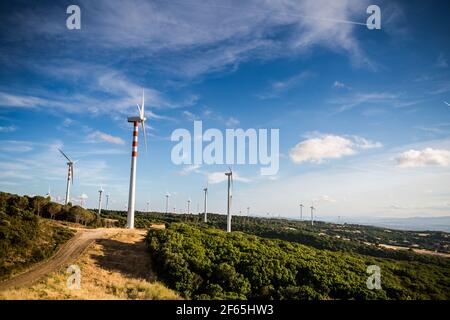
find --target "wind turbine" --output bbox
[58,149,76,205]
[225,167,233,232]
[98,187,103,214]
[78,193,88,208]
[146,201,150,213]
[187,198,191,215]
[165,193,170,214]
[310,204,315,226]
[299,203,303,220]
[45,186,51,200]
[126,89,148,229]
[203,185,208,223]
[105,194,110,210]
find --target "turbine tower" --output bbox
[203,186,208,223]
[299,203,303,220]
[98,187,103,214]
[225,167,233,232]
[126,89,148,229]
[58,149,75,205]
[187,198,191,215]
[105,194,110,210]
[310,204,315,226]
[146,201,150,213]
[165,193,170,214]
[45,186,51,200]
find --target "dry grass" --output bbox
[0,229,180,300]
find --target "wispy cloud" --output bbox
[2,0,374,78]
[0,125,17,133]
[87,131,125,145]
[330,91,400,113]
[257,71,314,99]
[435,53,448,69]
[332,81,351,90]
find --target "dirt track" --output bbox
[0,228,119,291]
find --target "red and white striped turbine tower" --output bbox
[126,89,147,229]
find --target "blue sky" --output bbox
[0,0,449,220]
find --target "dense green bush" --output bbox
[146,223,450,300]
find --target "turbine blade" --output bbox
[136,103,141,116]
[141,89,145,118]
[58,148,71,162]
[141,120,148,152]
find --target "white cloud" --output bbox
[87,131,125,145]
[289,134,382,164]
[207,171,250,184]
[313,195,337,204]
[396,148,450,168]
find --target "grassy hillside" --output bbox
[0,191,103,280]
[146,223,450,300]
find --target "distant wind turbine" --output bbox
[225,167,233,232]
[98,187,103,214]
[203,185,208,223]
[45,186,51,200]
[187,198,191,215]
[126,89,148,229]
[165,193,170,214]
[58,149,76,205]
[299,203,304,220]
[105,194,110,210]
[310,204,315,226]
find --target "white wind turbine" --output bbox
[299,203,304,220]
[98,187,103,214]
[225,167,234,232]
[165,192,170,214]
[310,203,315,226]
[105,194,110,210]
[58,149,76,205]
[187,198,191,214]
[126,89,148,229]
[45,186,51,200]
[203,184,208,223]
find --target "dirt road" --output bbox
[0,228,118,291]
